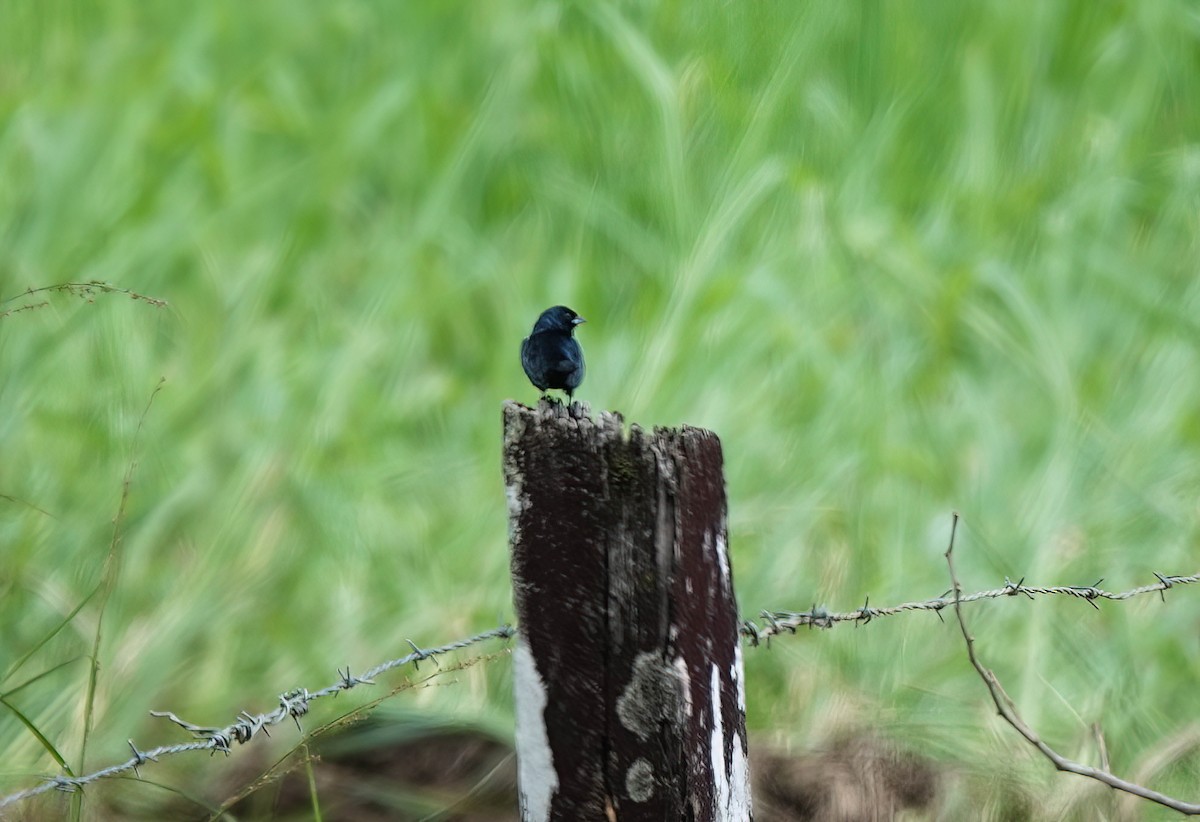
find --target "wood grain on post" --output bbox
[503,399,751,821]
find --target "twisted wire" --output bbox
[0,626,514,810]
[740,572,1199,643]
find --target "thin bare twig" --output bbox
[1092,723,1110,775]
[945,512,1200,815]
[0,281,168,319]
[0,493,58,520]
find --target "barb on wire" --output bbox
[944,513,1200,815]
[741,570,1200,645]
[0,625,515,811]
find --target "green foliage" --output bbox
[2,0,1200,816]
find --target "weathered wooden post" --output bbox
[503,399,751,820]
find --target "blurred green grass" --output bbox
[2,0,1200,817]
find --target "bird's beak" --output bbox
[572,316,587,326]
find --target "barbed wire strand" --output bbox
[739,571,1200,644]
[0,625,514,811]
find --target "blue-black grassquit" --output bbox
[521,305,586,400]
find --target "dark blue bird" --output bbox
[521,306,586,401]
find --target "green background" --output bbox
[2,0,1199,818]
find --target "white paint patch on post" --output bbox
[732,642,746,714]
[727,727,751,820]
[709,665,752,820]
[673,655,693,718]
[513,641,556,821]
[715,531,731,592]
[504,482,527,543]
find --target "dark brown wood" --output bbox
[503,399,751,821]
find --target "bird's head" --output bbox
[532,305,586,334]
